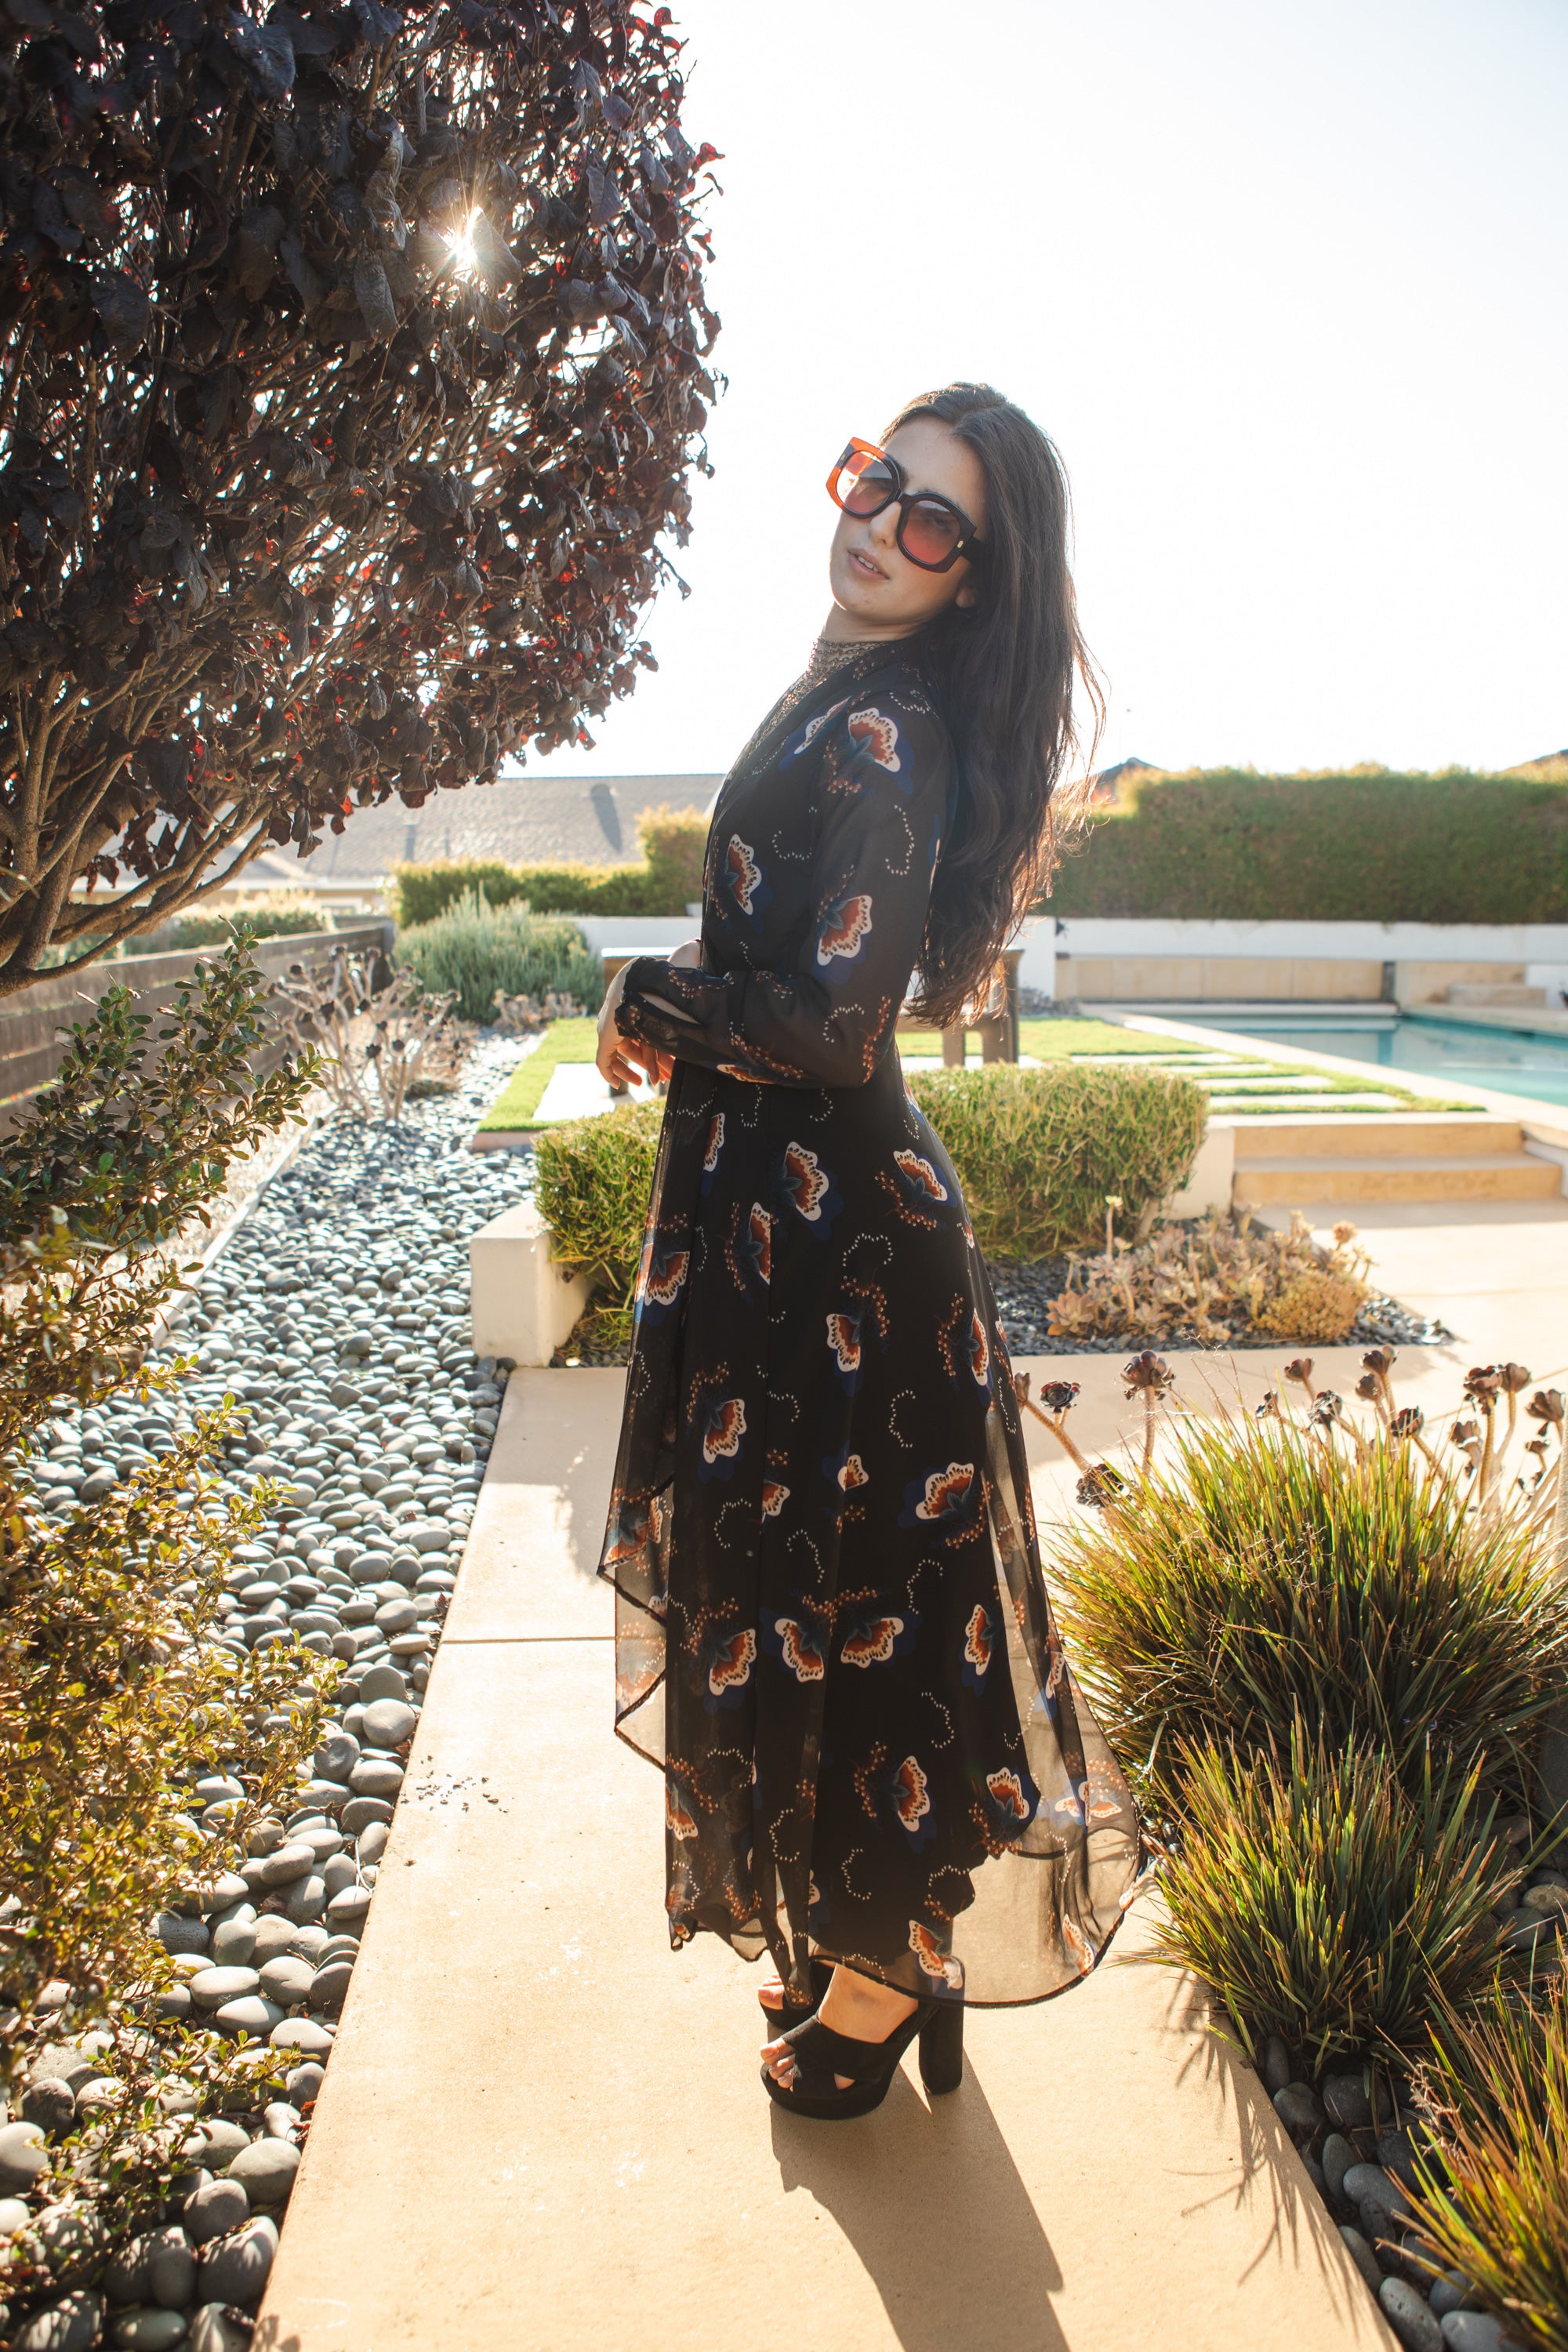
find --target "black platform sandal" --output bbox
[917,1999,964,2096]
[757,1958,833,2034]
[763,2002,943,2121]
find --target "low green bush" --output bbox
[394,891,604,1023]
[532,1102,663,1345]
[1056,1419,1568,1815]
[1050,765,1568,921]
[392,804,706,926]
[907,1062,1206,1258]
[172,896,326,947]
[1146,1725,1504,2071]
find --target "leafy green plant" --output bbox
[172,896,327,948]
[1146,1725,1505,2071]
[391,806,710,927]
[394,891,604,1024]
[1054,1415,1568,1813]
[0,1428,336,2072]
[532,1103,664,1338]
[1408,1980,1568,2352]
[1050,766,1568,922]
[907,1062,1205,1257]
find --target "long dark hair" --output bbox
[888,383,1103,1028]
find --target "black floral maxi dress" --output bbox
[598,637,1141,2010]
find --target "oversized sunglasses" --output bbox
[826,437,985,573]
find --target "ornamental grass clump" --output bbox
[1145,1725,1505,2073]
[1407,1980,1568,2352]
[1054,1414,1568,1817]
[907,1062,1206,1258]
[394,891,604,1025]
[532,1102,664,1347]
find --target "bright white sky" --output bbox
[521,0,1567,786]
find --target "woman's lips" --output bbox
[849,549,885,580]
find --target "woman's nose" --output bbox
[867,503,901,554]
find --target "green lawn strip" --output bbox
[475,1018,600,1128]
[1017,1017,1214,1062]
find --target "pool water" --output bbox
[1181,1011,1568,1111]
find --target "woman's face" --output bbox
[826,416,988,639]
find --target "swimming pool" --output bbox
[1179,1011,1568,1112]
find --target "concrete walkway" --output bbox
[260,1359,1406,2352]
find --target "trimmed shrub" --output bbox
[1145,1726,1504,2071]
[533,1103,664,1344]
[391,805,708,927]
[394,894,604,1025]
[908,1062,1206,1258]
[1055,1418,1568,1815]
[1050,768,1568,921]
[1410,1980,1568,2352]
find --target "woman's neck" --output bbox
[818,605,924,647]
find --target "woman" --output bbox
[595,383,1141,2121]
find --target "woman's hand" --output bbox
[596,963,661,1090]
[594,943,702,1091]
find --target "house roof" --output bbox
[246,771,723,887]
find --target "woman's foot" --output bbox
[762,1965,917,2091]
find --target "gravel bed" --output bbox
[11,1036,532,2346]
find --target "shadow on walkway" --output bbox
[771,2060,1069,2352]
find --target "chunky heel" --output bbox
[918,2001,964,2096]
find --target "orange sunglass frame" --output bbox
[826,437,985,575]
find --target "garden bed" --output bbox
[987,1244,1454,1355]
[5,1034,534,2344]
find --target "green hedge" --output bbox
[908,1062,1206,1258]
[1049,768,1568,921]
[172,898,326,946]
[393,893,604,1022]
[392,804,706,926]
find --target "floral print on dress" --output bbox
[636,1243,689,1327]
[779,1142,841,1233]
[961,1602,996,1692]
[846,706,905,777]
[721,835,767,918]
[598,642,1141,2012]
[816,891,874,967]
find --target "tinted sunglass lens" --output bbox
[900,498,964,568]
[837,456,898,517]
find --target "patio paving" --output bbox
[258,1360,1404,2352]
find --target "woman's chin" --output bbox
[831,576,915,632]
